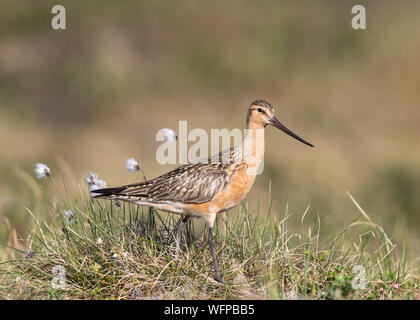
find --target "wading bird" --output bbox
[92,99,313,283]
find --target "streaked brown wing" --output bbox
[116,162,232,204]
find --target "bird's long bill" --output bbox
[270,116,314,147]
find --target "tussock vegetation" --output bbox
[1,176,419,300]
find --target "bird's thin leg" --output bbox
[208,226,224,283]
[175,216,190,259]
[184,216,194,248]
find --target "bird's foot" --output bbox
[215,274,225,284]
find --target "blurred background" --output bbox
[1,1,420,261]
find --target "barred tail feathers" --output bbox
[91,186,127,199]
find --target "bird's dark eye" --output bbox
[257,108,264,113]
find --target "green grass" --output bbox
[0,174,419,300]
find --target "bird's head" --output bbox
[247,99,314,147]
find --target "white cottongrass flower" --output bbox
[90,179,107,191]
[162,128,178,142]
[125,158,140,173]
[85,172,107,193]
[34,163,51,179]
[64,210,75,226]
[85,172,98,187]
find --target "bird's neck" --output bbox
[242,122,265,173]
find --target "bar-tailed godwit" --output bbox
[93,99,313,283]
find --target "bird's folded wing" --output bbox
[114,163,232,204]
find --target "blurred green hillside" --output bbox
[1,1,420,263]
